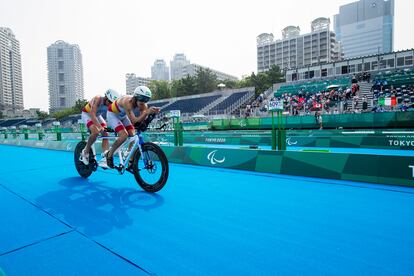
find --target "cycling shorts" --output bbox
[81,112,107,128]
[107,111,134,133]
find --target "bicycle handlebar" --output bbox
[134,113,156,132]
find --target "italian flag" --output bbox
[379,97,397,106]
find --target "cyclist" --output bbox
[105,85,160,168]
[80,89,120,165]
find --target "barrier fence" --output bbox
[0,139,413,187]
[210,112,414,130]
[1,128,414,150]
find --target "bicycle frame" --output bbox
[93,130,149,175]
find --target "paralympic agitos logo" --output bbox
[286,137,298,146]
[207,150,226,165]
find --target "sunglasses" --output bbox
[136,95,150,103]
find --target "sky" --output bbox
[0,0,413,111]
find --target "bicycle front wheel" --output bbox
[132,142,169,193]
[74,141,95,178]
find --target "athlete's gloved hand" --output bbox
[134,114,156,131]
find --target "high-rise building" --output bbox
[170,53,190,80]
[0,27,23,116]
[125,73,152,95]
[182,63,238,81]
[151,59,170,81]
[257,18,342,73]
[334,0,394,58]
[47,40,84,114]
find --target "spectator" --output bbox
[315,111,323,129]
[362,97,368,112]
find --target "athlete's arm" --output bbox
[128,102,159,125]
[89,96,103,131]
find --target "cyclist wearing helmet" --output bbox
[105,85,160,168]
[80,89,120,165]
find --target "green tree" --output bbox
[194,67,218,94]
[149,80,171,100]
[73,99,88,113]
[219,79,238,89]
[267,65,284,85]
[171,75,197,97]
[237,74,254,88]
[52,108,75,120]
[36,110,49,120]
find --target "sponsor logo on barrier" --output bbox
[205,138,226,143]
[409,166,414,178]
[388,140,414,147]
[286,137,298,146]
[66,144,73,151]
[207,150,226,165]
[35,142,45,147]
[239,120,247,128]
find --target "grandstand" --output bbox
[371,69,414,111]
[148,101,170,108]
[275,76,350,95]
[209,91,251,114]
[148,87,255,118]
[0,118,28,127]
[162,95,221,114]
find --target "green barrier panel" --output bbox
[2,128,414,150]
[161,146,414,187]
[182,122,209,131]
[1,140,413,187]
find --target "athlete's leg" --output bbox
[106,112,128,168]
[123,117,135,152]
[80,112,98,165]
[85,124,100,153]
[98,116,109,152]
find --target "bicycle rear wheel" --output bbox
[132,142,169,193]
[74,141,95,178]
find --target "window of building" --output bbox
[59,73,64,82]
[349,65,356,73]
[336,67,341,75]
[397,57,405,67]
[58,61,64,70]
[405,56,413,66]
[309,71,315,79]
[387,58,394,68]
[341,66,348,75]
[357,64,363,72]
[60,97,66,107]
[59,85,65,94]
[371,61,378,71]
[379,60,387,69]
[58,49,63,58]
[364,62,371,71]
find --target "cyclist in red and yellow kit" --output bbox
[105,86,160,168]
[80,89,120,165]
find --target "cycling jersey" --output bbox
[82,97,105,114]
[107,97,139,133]
[81,96,107,128]
[108,99,127,117]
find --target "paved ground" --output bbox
[0,145,413,275]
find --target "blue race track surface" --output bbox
[0,144,414,275]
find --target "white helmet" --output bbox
[133,86,152,103]
[105,89,120,103]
